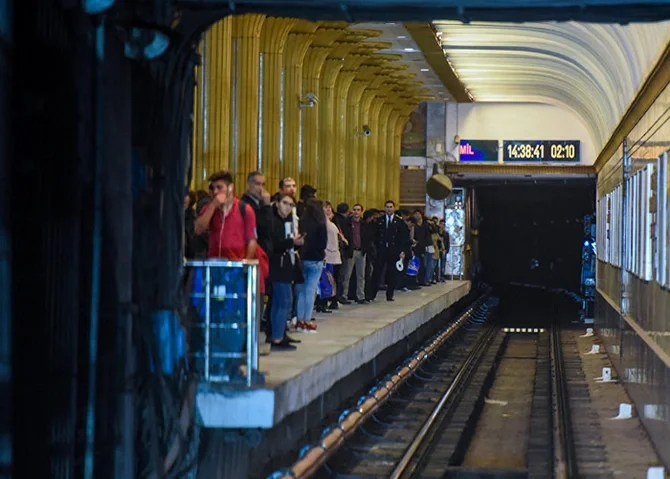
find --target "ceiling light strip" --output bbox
[403,22,472,103]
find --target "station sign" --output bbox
[458,140,499,162]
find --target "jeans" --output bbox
[439,253,447,280]
[270,282,292,341]
[425,253,435,283]
[295,260,323,320]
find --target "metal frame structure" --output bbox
[185,259,261,386]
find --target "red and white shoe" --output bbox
[296,320,317,333]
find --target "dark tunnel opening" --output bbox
[476,180,596,295]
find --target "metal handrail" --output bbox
[388,323,498,479]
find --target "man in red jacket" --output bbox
[195,170,258,261]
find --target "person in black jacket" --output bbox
[334,202,353,304]
[267,194,304,350]
[368,200,408,302]
[294,199,327,332]
[240,171,273,256]
[362,209,379,301]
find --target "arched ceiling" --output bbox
[433,20,670,149]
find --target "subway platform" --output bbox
[195,280,471,430]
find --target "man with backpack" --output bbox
[193,170,268,379]
[195,170,259,261]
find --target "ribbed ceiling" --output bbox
[434,21,670,149]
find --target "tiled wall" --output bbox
[596,261,670,467]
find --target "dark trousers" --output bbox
[369,250,398,300]
[364,254,375,300]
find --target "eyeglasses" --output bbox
[281,200,295,208]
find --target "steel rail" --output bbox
[388,323,499,479]
[551,325,579,479]
[269,292,493,479]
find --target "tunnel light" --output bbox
[83,0,114,14]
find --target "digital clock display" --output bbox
[503,140,580,162]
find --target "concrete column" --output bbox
[317,57,345,200]
[196,17,233,186]
[259,17,296,191]
[377,103,394,202]
[386,109,400,204]
[345,79,370,203]
[358,88,380,208]
[300,27,346,188]
[231,14,266,187]
[332,67,360,203]
[282,22,318,183]
[367,97,386,208]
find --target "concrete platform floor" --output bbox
[195,280,471,429]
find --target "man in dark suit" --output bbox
[368,200,407,302]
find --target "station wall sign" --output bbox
[458,139,499,162]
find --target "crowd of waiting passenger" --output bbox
[183,170,451,354]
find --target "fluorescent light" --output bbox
[420,68,429,72]
[403,48,415,52]
[397,35,407,39]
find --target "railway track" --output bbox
[270,294,613,479]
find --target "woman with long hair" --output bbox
[317,201,343,312]
[268,193,304,349]
[294,199,327,332]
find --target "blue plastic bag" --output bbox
[406,256,420,277]
[318,264,336,298]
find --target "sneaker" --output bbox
[296,320,317,332]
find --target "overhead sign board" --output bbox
[458,140,499,162]
[503,140,580,162]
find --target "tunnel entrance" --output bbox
[475,179,595,293]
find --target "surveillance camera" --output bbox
[300,93,319,109]
[363,125,371,137]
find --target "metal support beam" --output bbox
[619,138,630,360]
